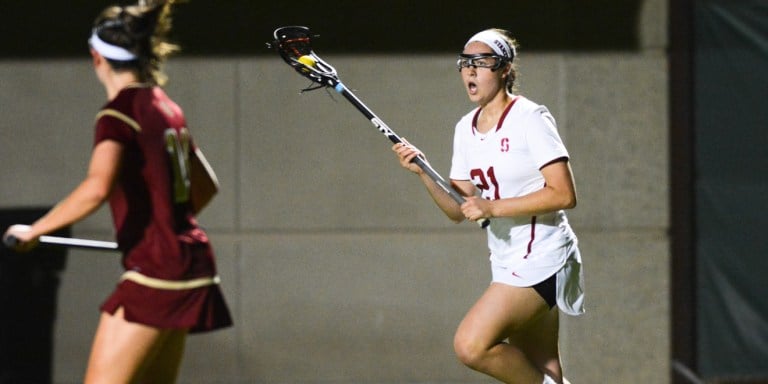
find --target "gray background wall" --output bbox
[0,0,668,382]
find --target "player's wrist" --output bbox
[487,200,499,218]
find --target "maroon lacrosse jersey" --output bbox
[94,86,231,332]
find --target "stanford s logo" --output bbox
[500,137,510,152]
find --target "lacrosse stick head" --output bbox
[268,26,339,89]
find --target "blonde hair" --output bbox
[92,0,182,86]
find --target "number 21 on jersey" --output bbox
[470,166,501,200]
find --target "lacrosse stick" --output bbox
[267,26,490,228]
[3,234,118,251]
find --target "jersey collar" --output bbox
[472,95,520,137]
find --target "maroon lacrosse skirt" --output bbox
[101,277,232,333]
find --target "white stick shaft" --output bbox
[38,235,118,250]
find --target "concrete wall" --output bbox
[0,1,668,382]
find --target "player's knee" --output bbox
[453,333,487,370]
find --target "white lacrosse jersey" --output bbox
[450,96,584,315]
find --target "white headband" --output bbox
[88,30,137,61]
[464,30,515,60]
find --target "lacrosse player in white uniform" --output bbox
[393,28,583,384]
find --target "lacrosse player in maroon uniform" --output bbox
[3,1,232,382]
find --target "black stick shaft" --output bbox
[333,82,490,228]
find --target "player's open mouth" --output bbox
[467,81,478,94]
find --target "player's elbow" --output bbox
[447,212,465,224]
[562,193,577,210]
[88,186,111,205]
[84,180,114,206]
[550,185,577,210]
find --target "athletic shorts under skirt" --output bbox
[490,239,584,316]
[101,272,232,333]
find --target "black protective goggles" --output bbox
[456,53,508,71]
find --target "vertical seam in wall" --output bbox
[559,55,568,143]
[234,240,243,381]
[233,59,242,232]
[232,58,243,381]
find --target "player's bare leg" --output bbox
[133,327,186,383]
[453,282,560,384]
[508,307,562,382]
[84,307,186,384]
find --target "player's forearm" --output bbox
[419,173,465,223]
[489,185,576,218]
[30,178,109,237]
